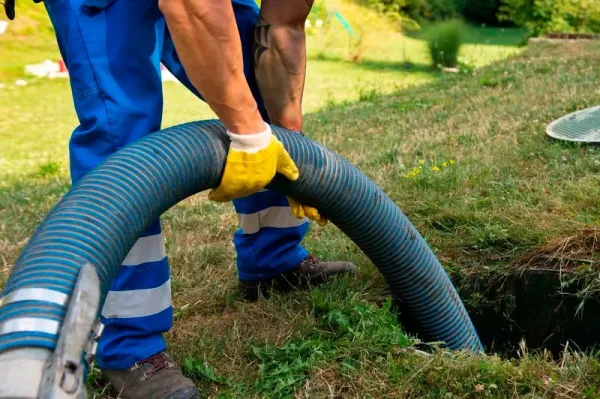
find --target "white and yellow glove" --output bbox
[208,123,327,225]
[288,197,327,226]
[209,123,298,202]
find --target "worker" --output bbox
[41,0,356,397]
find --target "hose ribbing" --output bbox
[0,120,483,353]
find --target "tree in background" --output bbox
[463,0,502,24]
[499,0,600,37]
[360,0,503,25]
[406,0,465,22]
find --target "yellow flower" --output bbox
[432,165,441,172]
[442,162,448,168]
[449,159,456,165]
[418,159,425,165]
[404,166,422,178]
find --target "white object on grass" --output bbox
[15,80,27,86]
[547,105,600,143]
[0,21,8,35]
[25,60,60,77]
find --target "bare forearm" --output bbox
[159,0,264,134]
[255,0,314,131]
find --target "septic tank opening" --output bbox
[395,228,600,358]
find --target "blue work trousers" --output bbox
[43,0,309,369]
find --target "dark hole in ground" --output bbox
[461,269,600,357]
[393,269,600,358]
[394,228,600,358]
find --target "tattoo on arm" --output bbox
[253,19,271,66]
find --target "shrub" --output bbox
[425,19,466,68]
[499,0,600,37]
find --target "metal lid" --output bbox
[547,106,600,143]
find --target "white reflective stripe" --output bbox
[0,288,68,308]
[238,206,307,235]
[122,234,166,266]
[0,317,60,336]
[101,279,172,319]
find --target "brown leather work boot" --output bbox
[239,254,357,302]
[102,352,198,399]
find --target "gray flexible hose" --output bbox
[0,120,483,355]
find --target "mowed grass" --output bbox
[2,4,600,399]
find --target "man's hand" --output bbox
[254,0,313,131]
[160,0,299,200]
[160,0,265,135]
[288,197,327,226]
[254,0,326,225]
[208,124,299,202]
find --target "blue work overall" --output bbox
[43,0,309,369]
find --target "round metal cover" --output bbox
[546,106,600,143]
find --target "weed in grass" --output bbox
[535,64,552,74]
[402,158,457,189]
[183,358,243,395]
[35,160,61,178]
[357,85,379,102]
[246,285,413,398]
[253,338,325,397]
[478,73,500,87]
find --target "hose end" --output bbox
[0,347,51,398]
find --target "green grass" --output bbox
[2,2,600,398]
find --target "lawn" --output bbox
[2,2,600,399]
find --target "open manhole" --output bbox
[463,268,600,357]
[396,228,600,357]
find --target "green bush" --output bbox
[499,0,600,37]
[425,19,466,68]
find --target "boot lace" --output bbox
[136,353,173,379]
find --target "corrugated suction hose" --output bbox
[0,120,483,354]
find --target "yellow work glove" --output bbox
[209,123,299,202]
[288,197,328,226]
